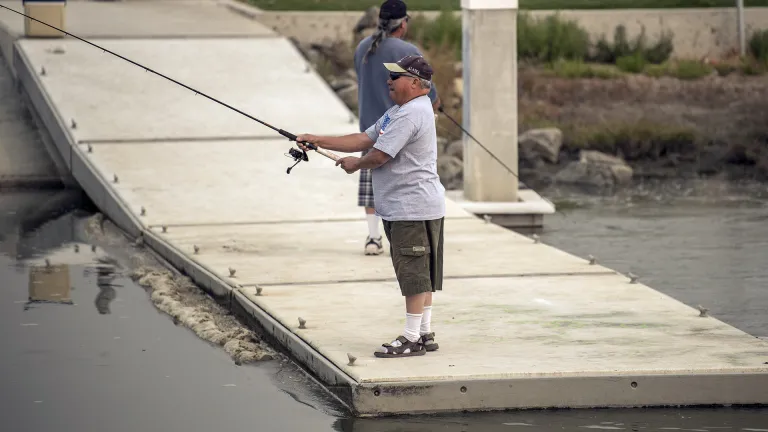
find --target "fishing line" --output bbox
[436,107,567,219]
[0,4,339,173]
[438,105,520,180]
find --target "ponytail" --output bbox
[363,17,405,63]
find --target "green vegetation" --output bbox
[563,122,699,159]
[749,28,768,62]
[518,13,591,62]
[406,7,462,57]
[248,0,768,11]
[543,60,625,79]
[404,7,768,79]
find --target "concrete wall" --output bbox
[254,7,768,60]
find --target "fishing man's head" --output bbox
[384,55,433,105]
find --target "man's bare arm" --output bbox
[297,132,374,153]
[357,148,391,170]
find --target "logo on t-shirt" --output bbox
[379,113,391,136]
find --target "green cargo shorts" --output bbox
[382,217,445,297]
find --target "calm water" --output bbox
[1,183,767,431]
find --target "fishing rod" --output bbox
[0,4,339,174]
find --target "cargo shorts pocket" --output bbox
[399,245,431,256]
[389,222,433,296]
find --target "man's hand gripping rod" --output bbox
[279,130,341,174]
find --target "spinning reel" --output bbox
[285,147,309,174]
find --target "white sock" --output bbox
[366,214,380,238]
[404,313,422,343]
[420,306,432,335]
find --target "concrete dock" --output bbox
[1,0,767,416]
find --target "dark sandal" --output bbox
[420,332,439,352]
[374,335,425,358]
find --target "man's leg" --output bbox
[358,160,382,255]
[375,220,439,358]
[420,218,444,351]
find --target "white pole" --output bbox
[738,0,746,56]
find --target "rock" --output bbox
[454,62,463,77]
[289,37,311,61]
[519,128,562,164]
[436,137,449,155]
[305,49,321,66]
[329,77,356,92]
[454,78,463,99]
[445,140,463,160]
[353,6,379,34]
[343,68,357,81]
[554,150,633,189]
[310,38,353,72]
[337,84,358,108]
[437,155,463,190]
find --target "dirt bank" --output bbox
[516,68,768,189]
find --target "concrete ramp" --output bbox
[19,38,358,141]
[1,0,767,417]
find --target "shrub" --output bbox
[742,57,768,75]
[546,60,624,79]
[671,60,713,79]
[592,25,674,65]
[643,63,668,77]
[564,122,699,160]
[407,8,462,58]
[748,28,768,62]
[518,12,591,63]
[616,53,647,73]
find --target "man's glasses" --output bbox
[389,72,417,81]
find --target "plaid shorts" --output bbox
[358,149,374,208]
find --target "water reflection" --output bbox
[93,264,120,314]
[26,263,73,308]
[1,191,341,432]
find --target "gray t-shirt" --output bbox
[354,36,438,132]
[364,94,446,221]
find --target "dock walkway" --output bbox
[1,0,766,416]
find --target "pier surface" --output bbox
[1,0,766,416]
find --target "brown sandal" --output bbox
[420,332,439,352]
[374,335,426,358]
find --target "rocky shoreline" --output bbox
[291,37,768,193]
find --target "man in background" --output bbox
[353,0,440,255]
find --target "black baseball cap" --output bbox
[379,0,408,20]
[384,55,433,81]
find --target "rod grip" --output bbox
[315,148,340,162]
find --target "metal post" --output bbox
[738,0,746,56]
